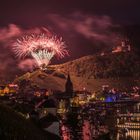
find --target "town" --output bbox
[0,1,140,140]
[0,73,140,140]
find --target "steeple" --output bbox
[65,73,73,97]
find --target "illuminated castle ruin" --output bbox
[112,40,131,53]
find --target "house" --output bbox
[36,99,57,118]
[39,114,60,137]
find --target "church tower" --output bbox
[65,74,74,97]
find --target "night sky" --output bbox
[0,0,140,81]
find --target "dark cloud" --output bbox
[0,0,140,26]
[44,13,128,64]
[0,44,18,81]
[0,24,21,42]
[47,12,122,48]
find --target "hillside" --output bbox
[15,52,140,91]
[15,70,66,91]
[51,52,140,78]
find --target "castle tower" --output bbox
[65,74,74,97]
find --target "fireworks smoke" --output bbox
[13,33,68,69]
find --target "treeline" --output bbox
[57,52,140,79]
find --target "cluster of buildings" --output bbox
[1,73,139,117]
[0,84,18,96]
[101,40,132,56]
[112,40,131,53]
[0,73,140,139]
[1,74,139,116]
[57,76,140,114]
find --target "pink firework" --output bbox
[13,33,68,67]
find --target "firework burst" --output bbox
[13,33,68,68]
